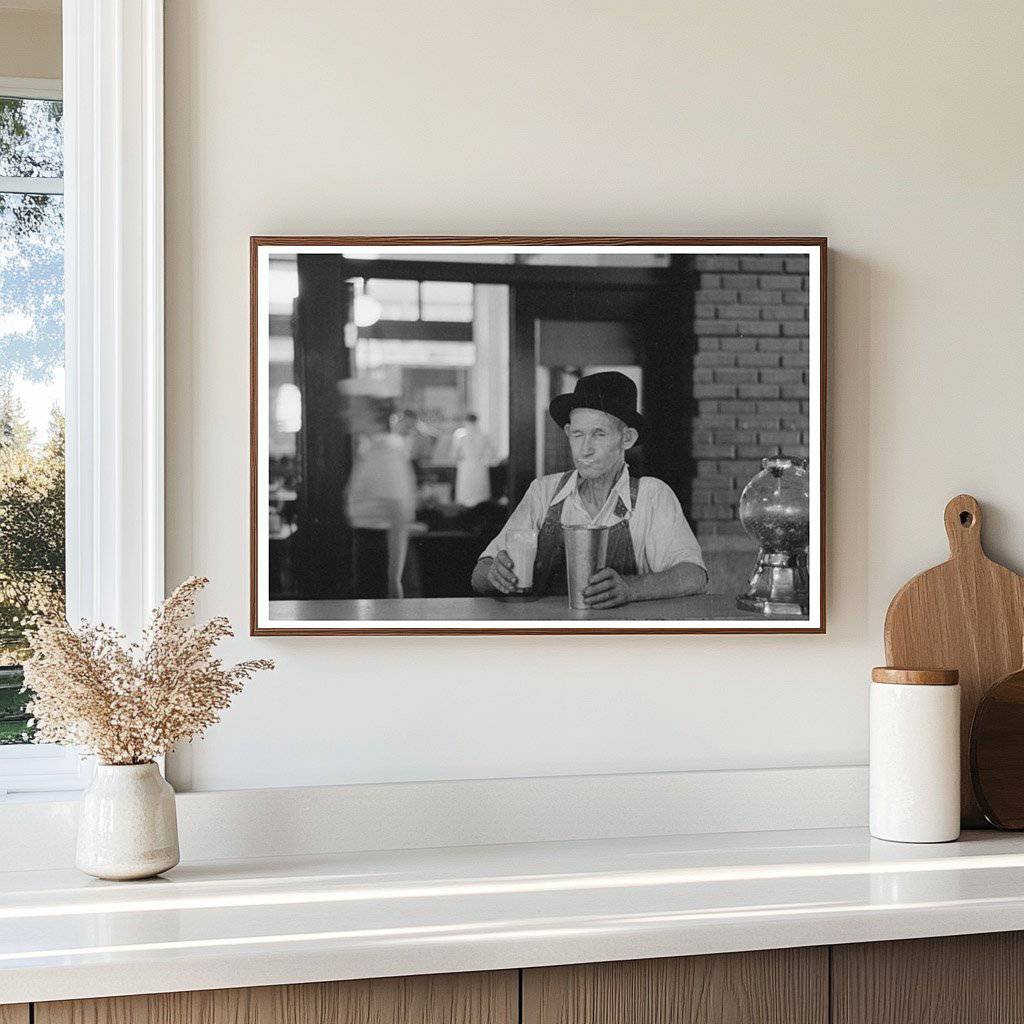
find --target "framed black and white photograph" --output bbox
[250,237,826,635]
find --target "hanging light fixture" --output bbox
[352,278,382,328]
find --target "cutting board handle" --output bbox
[944,494,983,559]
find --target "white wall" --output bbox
[164,0,1024,791]
[0,3,60,80]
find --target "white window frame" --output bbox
[0,1,164,800]
[0,77,60,101]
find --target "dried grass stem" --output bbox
[22,577,273,765]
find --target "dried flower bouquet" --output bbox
[22,577,273,765]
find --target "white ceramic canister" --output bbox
[76,762,180,880]
[870,667,960,843]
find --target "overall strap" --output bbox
[543,471,575,522]
[612,474,642,520]
[531,471,575,595]
[605,475,641,577]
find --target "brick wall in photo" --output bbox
[690,254,811,593]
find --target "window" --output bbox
[0,83,65,762]
[365,278,475,322]
[0,79,85,800]
[0,7,166,800]
[419,280,473,322]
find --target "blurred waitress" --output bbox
[340,378,417,598]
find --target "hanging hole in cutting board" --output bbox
[960,511,974,527]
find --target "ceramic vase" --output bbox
[76,762,180,880]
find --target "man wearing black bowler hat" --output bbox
[471,371,707,608]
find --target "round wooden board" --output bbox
[971,664,1024,829]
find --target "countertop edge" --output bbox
[9,890,1024,1005]
[7,825,1024,1005]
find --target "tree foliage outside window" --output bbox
[0,94,65,744]
[1,97,63,381]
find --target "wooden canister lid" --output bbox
[871,667,959,686]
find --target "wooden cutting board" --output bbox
[884,494,1024,827]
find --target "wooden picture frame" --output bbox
[250,237,827,635]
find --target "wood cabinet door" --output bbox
[35,970,517,1024]
[833,932,1024,1024]
[0,1007,29,1024]
[523,948,828,1024]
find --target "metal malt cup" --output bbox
[563,525,610,610]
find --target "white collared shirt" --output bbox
[480,465,707,578]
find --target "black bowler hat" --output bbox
[549,371,644,443]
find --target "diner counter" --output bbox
[269,593,806,623]
[5,826,1024,1004]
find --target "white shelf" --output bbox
[4,826,1024,1004]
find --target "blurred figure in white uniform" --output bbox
[340,378,416,598]
[452,413,495,508]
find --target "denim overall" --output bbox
[531,470,641,596]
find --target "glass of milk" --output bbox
[506,529,538,593]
